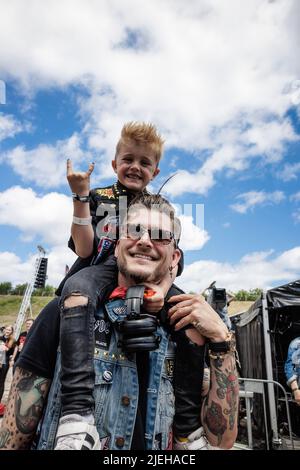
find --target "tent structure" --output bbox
[232,280,300,448]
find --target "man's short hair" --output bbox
[115,122,164,163]
[127,193,181,245]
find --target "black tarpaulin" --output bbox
[267,280,300,309]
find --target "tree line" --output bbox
[0,282,56,296]
[0,281,263,301]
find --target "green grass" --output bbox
[0,295,54,327]
[0,294,253,328]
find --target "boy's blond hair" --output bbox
[115,122,164,163]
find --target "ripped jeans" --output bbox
[59,254,117,416]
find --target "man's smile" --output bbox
[132,253,154,261]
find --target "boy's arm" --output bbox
[67,159,95,258]
[0,367,51,450]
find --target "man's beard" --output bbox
[118,258,162,284]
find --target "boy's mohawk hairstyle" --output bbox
[121,122,164,146]
[116,121,164,162]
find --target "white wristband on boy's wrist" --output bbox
[72,216,92,225]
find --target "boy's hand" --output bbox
[143,283,165,313]
[67,159,95,195]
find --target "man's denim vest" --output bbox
[285,337,300,387]
[36,298,175,450]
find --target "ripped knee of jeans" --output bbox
[63,293,89,309]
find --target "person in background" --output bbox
[285,337,300,405]
[10,318,34,366]
[0,325,16,403]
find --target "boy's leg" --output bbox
[173,330,205,439]
[59,255,117,417]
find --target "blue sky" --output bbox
[0,0,299,292]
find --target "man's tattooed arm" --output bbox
[0,367,51,450]
[201,351,239,449]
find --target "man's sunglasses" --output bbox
[122,223,176,246]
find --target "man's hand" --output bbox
[67,159,94,196]
[168,293,228,342]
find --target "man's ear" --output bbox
[151,167,160,180]
[114,239,120,258]
[112,160,117,174]
[171,248,181,269]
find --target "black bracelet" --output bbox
[208,332,235,354]
[72,193,90,203]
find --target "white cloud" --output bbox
[292,209,300,223]
[0,252,33,286]
[176,246,300,292]
[45,245,77,287]
[2,133,91,188]
[230,190,285,214]
[279,162,300,181]
[2,243,300,293]
[164,118,298,196]
[0,0,299,191]
[0,247,76,288]
[0,186,72,245]
[290,192,300,202]
[178,214,210,251]
[0,113,26,142]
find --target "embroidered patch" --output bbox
[112,306,127,316]
[94,318,111,350]
[165,359,174,379]
[96,188,115,199]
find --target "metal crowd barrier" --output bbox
[235,377,294,450]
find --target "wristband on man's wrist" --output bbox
[72,216,92,225]
[208,332,236,360]
[208,331,235,352]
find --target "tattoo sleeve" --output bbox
[0,367,51,450]
[201,351,239,449]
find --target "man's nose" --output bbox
[137,231,153,246]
